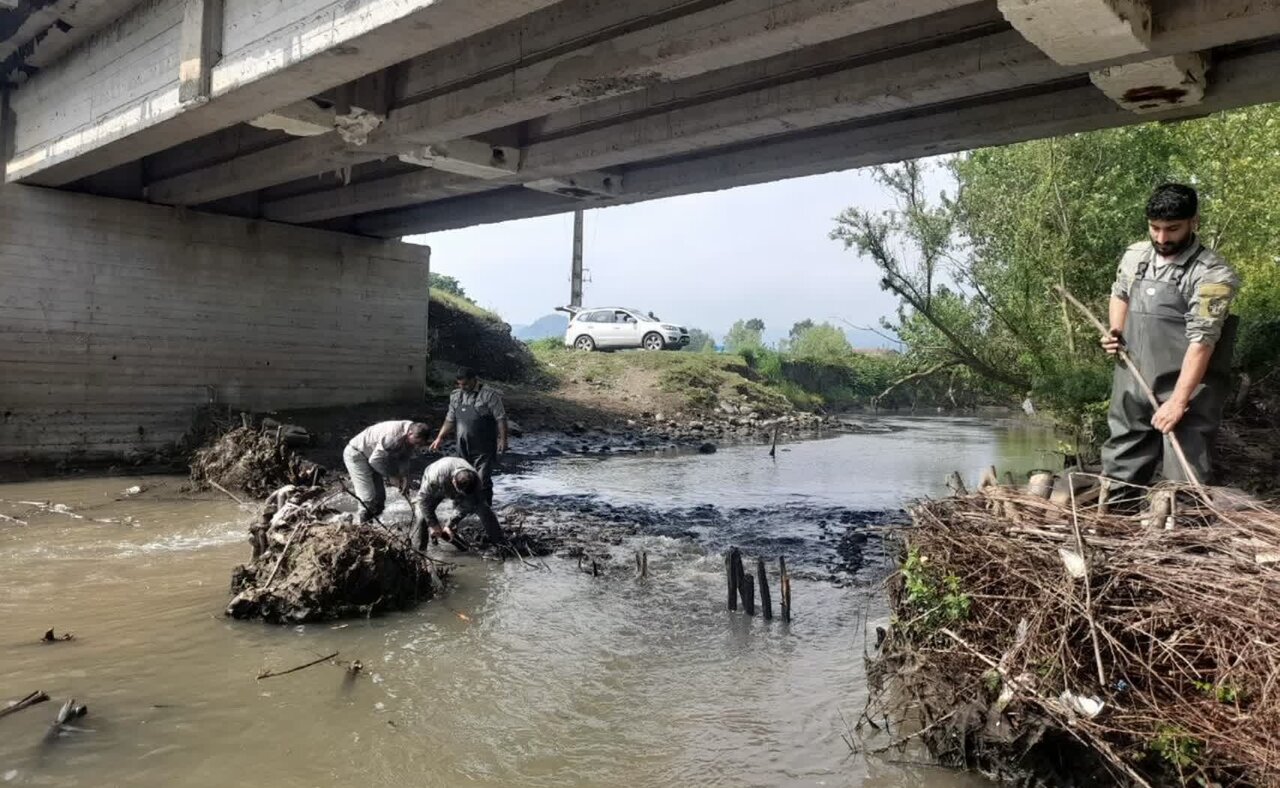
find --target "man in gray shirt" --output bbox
[430,368,508,508]
[410,456,503,549]
[1100,183,1239,491]
[343,420,431,523]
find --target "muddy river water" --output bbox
[1,417,1054,787]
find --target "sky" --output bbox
[408,164,953,347]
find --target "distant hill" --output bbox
[512,313,568,341]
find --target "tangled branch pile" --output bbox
[227,485,445,623]
[868,486,1280,786]
[190,424,320,499]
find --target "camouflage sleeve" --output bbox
[1184,257,1240,345]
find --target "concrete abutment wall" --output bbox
[0,185,430,462]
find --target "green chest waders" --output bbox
[1101,247,1237,487]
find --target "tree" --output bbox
[429,273,469,301]
[789,319,815,341]
[683,328,716,352]
[832,104,1280,448]
[724,319,765,352]
[789,322,853,362]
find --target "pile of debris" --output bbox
[866,482,1280,787]
[227,485,444,623]
[189,421,321,499]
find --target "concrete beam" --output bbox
[998,0,1151,65]
[524,171,622,200]
[367,43,1280,236]
[245,4,1004,220]
[5,0,562,186]
[248,100,335,137]
[141,0,982,206]
[385,0,980,146]
[147,131,366,205]
[355,30,1067,235]
[519,31,1064,185]
[261,168,487,224]
[1090,52,1207,113]
[177,0,223,104]
[398,139,519,180]
[1152,0,1280,53]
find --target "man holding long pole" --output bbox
[1099,184,1239,493]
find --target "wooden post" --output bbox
[779,556,792,623]
[946,471,968,496]
[757,557,773,620]
[726,549,739,611]
[743,571,756,616]
[1098,477,1112,515]
[1027,470,1055,499]
[732,550,751,612]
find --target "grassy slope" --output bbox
[528,344,795,419]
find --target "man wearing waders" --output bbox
[429,368,508,508]
[1100,184,1239,498]
[343,421,432,523]
[409,456,505,550]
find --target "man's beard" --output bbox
[1153,235,1193,256]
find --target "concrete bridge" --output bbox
[2,0,1279,461]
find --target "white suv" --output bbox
[561,307,690,351]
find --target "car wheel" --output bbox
[642,332,665,351]
[574,335,596,351]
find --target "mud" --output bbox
[226,485,441,624]
[488,493,898,585]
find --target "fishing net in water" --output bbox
[189,424,320,499]
[866,483,1280,787]
[227,485,445,624]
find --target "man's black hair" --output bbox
[454,469,479,494]
[456,367,477,381]
[1146,183,1198,221]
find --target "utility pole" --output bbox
[570,208,584,308]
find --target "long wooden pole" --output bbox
[1054,286,1203,494]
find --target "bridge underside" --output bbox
[3,0,1280,462]
[3,0,1280,237]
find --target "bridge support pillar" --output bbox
[0,186,430,463]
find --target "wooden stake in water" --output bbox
[726,549,739,611]
[779,556,792,624]
[757,557,773,620]
[743,571,756,616]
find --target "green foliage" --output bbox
[431,289,498,321]
[789,322,854,363]
[683,328,717,352]
[429,272,469,301]
[1192,680,1245,705]
[900,547,971,633]
[1150,726,1202,771]
[789,319,816,340]
[832,105,1280,449]
[525,337,562,353]
[725,319,765,352]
